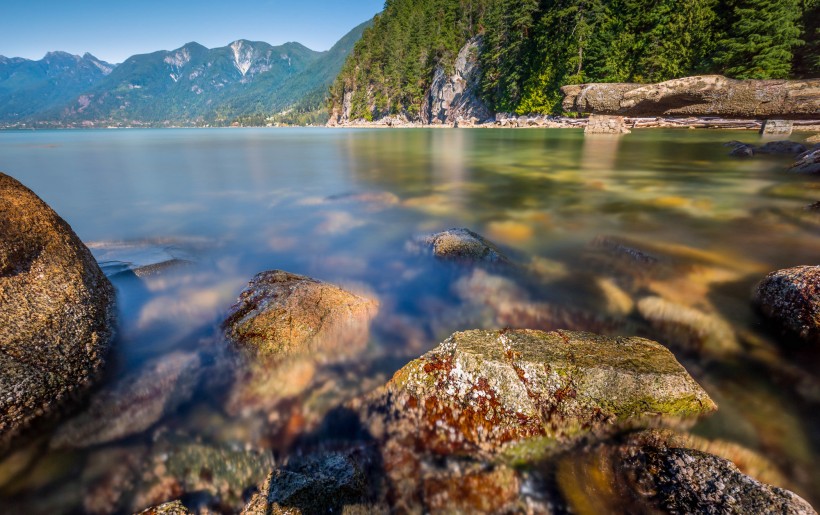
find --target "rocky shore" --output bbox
[2,170,820,513]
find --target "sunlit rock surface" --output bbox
[0,172,116,450]
[562,75,820,119]
[135,500,192,515]
[407,228,511,265]
[754,265,820,345]
[360,329,715,459]
[223,270,378,359]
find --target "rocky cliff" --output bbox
[561,75,820,119]
[420,37,491,125]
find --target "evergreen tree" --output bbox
[714,0,803,79]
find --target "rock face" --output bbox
[408,228,511,265]
[223,270,378,359]
[754,265,820,344]
[562,75,820,119]
[585,114,631,135]
[0,172,116,449]
[362,329,715,458]
[421,37,491,125]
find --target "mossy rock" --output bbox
[362,329,715,459]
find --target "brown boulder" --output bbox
[754,265,820,344]
[0,172,116,449]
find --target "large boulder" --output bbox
[223,270,378,359]
[0,172,116,449]
[360,329,715,460]
[561,75,820,119]
[754,265,820,344]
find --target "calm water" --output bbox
[1,128,818,512]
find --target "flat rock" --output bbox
[754,265,820,344]
[562,75,820,119]
[51,351,201,448]
[361,329,715,459]
[222,270,378,360]
[407,228,511,265]
[0,172,116,449]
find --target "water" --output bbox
[0,128,818,512]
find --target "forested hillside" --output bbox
[330,0,819,120]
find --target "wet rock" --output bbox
[807,134,820,144]
[637,296,741,356]
[51,352,201,448]
[223,270,378,359]
[790,148,820,174]
[136,500,193,515]
[726,141,756,157]
[132,259,194,278]
[134,441,274,513]
[82,446,147,515]
[360,329,715,460]
[757,140,807,155]
[0,172,116,449]
[557,432,816,515]
[407,228,511,265]
[243,453,367,514]
[754,265,820,344]
[421,461,520,513]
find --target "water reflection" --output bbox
[0,128,818,512]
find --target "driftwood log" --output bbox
[561,75,820,120]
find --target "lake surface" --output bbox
[1,128,818,512]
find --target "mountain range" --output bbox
[0,20,370,127]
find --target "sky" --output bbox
[0,0,384,63]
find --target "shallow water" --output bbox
[0,128,818,512]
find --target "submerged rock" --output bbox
[557,431,816,515]
[134,441,274,513]
[361,329,715,459]
[407,228,511,265]
[324,191,400,211]
[0,172,116,449]
[135,500,192,515]
[790,147,820,174]
[754,265,820,344]
[51,351,202,448]
[223,270,378,359]
[756,140,807,155]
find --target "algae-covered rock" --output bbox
[0,172,116,449]
[407,228,511,265]
[135,500,192,515]
[51,352,202,448]
[754,265,820,344]
[556,432,816,515]
[223,270,378,359]
[362,329,715,459]
[134,441,274,513]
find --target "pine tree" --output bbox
[715,0,803,79]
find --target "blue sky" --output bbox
[0,0,384,63]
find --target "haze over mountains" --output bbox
[0,20,369,127]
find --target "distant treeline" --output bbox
[330,0,818,119]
